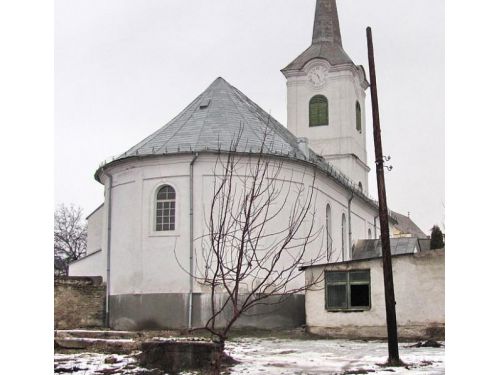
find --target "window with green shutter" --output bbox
[325,270,371,311]
[356,101,362,133]
[309,95,329,127]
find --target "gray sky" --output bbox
[55,0,444,234]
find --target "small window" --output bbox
[309,95,329,127]
[358,182,363,191]
[356,101,362,133]
[325,270,370,311]
[368,228,372,239]
[156,185,176,231]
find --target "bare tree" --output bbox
[186,133,327,372]
[54,204,87,276]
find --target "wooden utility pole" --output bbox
[366,26,401,365]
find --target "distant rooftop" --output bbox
[391,211,427,238]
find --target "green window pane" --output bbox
[356,101,362,132]
[309,95,329,126]
[326,271,347,283]
[327,284,347,308]
[350,270,370,282]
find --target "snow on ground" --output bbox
[225,338,445,374]
[54,338,445,374]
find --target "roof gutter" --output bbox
[104,171,113,328]
[188,152,199,329]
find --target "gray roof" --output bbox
[282,0,354,72]
[391,211,427,238]
[119,77,305,159]
[352,238,419,261]
[96,77,387,214]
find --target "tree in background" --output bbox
[54,204,87,276]
[430,225,445,250]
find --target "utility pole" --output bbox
[366,26,401,366]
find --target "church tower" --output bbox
[282,0,370,193]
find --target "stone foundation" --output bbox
[307,323,445,340]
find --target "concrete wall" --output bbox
[69,249,106,281]
[304,249,445,339]
[54,276,106,329]
[110,293,304,331]
[86,204,104,255]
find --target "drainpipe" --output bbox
[104,171,113,328]
[347,191,354,260]
[188,153,199,329]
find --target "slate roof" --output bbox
[118,77,304,159]
[352,238,419,261]
[391,211,428,238]
[96,77,386,213]
[282,0,354,72]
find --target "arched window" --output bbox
[356,101,362,133]
[368,228,372,239]
[358,182,363,191]
[326,204,333,261]
[156,185,176,231]
[309,95,329,127]
[341,213,347,260]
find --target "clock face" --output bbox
[308,66,327,87]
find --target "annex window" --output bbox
[156,185,176,231]
[309,95,329,127]
[325,270,371,311]
[356,101,362,133]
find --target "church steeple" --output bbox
[312,0,342,45]
[282,0,353,73]
[282,0,370,193]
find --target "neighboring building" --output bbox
[391,211,427,239]
[68,0,435,332]
[301,248,445,339]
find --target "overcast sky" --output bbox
[55,0,444,234]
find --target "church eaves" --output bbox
[96,77,382,211]
[282,0,354,73]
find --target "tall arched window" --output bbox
[326,204,332,261]
[341,213,347,260]
[156,185,176,231]
[356,101,362,133]
[309,95,329,127]
[368,228,372,239]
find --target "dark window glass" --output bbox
[309,95,329,127]
[356,101,362,132]
[350,284,370,307]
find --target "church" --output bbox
[68,0,425,332]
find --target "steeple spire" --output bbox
[312,0,343,46]
[281,0,353,73]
